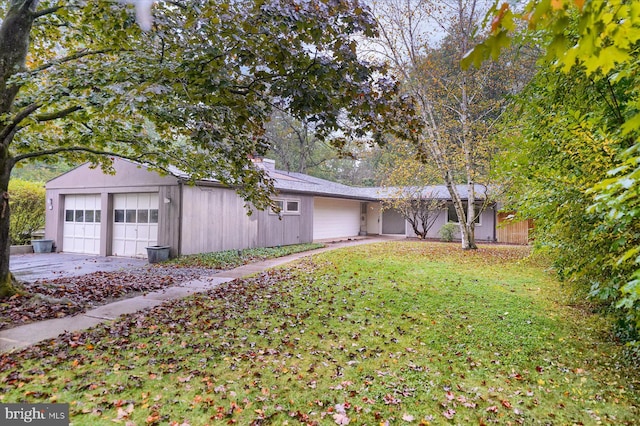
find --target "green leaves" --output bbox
[2,0,402,209]
[466,0,640,77]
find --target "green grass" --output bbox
[1,241,639,425]
[167,243,325,269]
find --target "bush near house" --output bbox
[439,222,457,242]
[8,179,45,245]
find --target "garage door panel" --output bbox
[112,193,159,257]
[313,198,361,240]
[63,195,101,254]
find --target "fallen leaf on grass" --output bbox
[333,413,350,425]
[402,413,415,422]
[442,409,456,419]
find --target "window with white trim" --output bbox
[270,198,301,215]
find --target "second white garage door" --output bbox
[112,193,159,257]
[313,197,361,240]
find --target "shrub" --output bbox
[9,179,45,245]
[439,223,458,242]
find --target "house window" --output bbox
[125,209,137,223]
[270,198,301,215]
[447,202,481,225]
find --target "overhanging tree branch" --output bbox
[34,5,63,18]
[32,49,117,73]
[12,146,176,172]
[34,105,82,122]
[0,102,41,142]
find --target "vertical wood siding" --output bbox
[158,186,181,257]
[404,207,497,242]
[496,213,532,245]
[256,195,313,247]
[180,186,258,255]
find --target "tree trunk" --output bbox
[0,153,15,298]
[0,1,38,298]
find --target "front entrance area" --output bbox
[382,208,406,234]
[112,193,159,257]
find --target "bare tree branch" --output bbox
[34,5,63,18]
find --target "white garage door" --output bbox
[63,194,101,254]
[313,197,361,240]
[112,193,159,257]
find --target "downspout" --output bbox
[178,180,184,256]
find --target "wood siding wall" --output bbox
[496,212,532,245]
[180,186,258,255]
[157,185,182,257]
[404,206,497,241]
[256,196,313,247]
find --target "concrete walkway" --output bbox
[0,236,399,353]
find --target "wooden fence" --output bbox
[496,212,533,245]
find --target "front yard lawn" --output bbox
[1,242,638,424]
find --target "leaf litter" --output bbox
[0,265,215,330]
[0,242,639,425]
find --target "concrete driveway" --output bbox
[9,253,148,282]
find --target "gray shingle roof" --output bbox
[268,167,487,201]
[169,158,487,201]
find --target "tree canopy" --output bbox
[473,0,640,340]
[369,0,533,249]
[0,0,410,297]
[2,0,404,204]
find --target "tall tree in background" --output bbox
[265,111,332,174]
[266,110,386,185]
[0,0,407,298]
[379,145,443,239]
[369,0,528,249]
